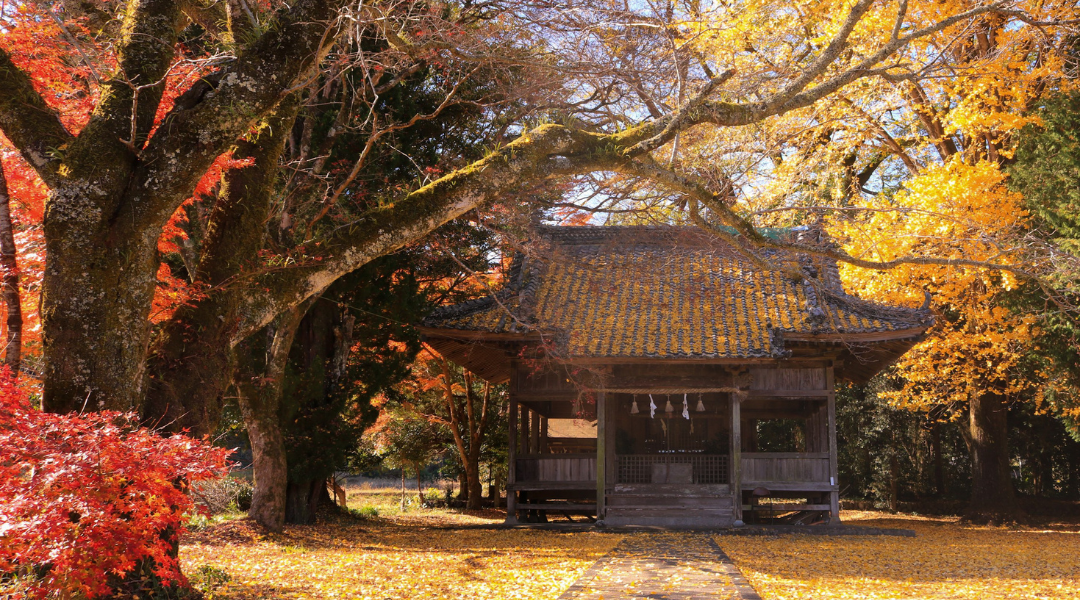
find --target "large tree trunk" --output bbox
[966,392,1024,523]
[42,227,158,413]
[143,97,300,436]
[458,471,469,503]
[285,478,325,524]
[466,462,484,510]
[236,306,307,532]
[0,165,22,374]
[39,0,185,414]
[240,386,289,531]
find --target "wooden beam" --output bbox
[508,481,597,491]
[740,481,838,492]
[741,452,830,459]
[596,391,607,523]
[748,390,830,398]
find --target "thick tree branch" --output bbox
[0,48,73,188]
[64,0,185,181]
[617,2,1010,153]
[626,159,1044,285]
[120,0,348,238]
[230,123,606,341]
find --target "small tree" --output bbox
[396,348,508,510]
[368,406,445,506]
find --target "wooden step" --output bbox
[606,508,733,519]
[604,510,735,528]
[517,503,596,511]
[608,496,733,509]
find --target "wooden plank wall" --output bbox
[741,453,831,483]
[750,367,828,391]
[516,455,597,482]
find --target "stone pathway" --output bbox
[558,533,762,600]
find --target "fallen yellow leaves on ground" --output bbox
[182,505,1080,600]
[181,513,617,600]
[721,511,1080,600]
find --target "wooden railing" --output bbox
[516,454,596,482]
[740,452,830,485]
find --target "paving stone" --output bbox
[558,533,761,600]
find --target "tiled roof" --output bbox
[423,226,931,359]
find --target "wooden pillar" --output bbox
[539,415,549,454]
[605,394,616,492]
[826,364,840,522]
[520,407,531,455]
[530,409,540,455]
[506,397,518,524]
[731,392,743,524]
[596,391,607,523]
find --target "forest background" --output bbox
[2,0,1080,597]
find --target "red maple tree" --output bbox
[0,370,232,599]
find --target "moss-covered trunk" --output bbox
[236,305,307,532]
[41,200,159,413]
[143,97,299,435]
[0,164,22,373]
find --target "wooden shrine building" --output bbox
[419,225,932,527]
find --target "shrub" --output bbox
[189,564,231,598]
[191,476,254,515]
[0,370,232,599]
[422,487,444,508]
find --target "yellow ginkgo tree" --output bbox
[662,0,1080,522]
[836,161,1042,522]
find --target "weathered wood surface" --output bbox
[516,455,597,482]
[741,453,830,484]
[749,367,827,390]
[606,484,735,527]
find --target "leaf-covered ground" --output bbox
[181,495,1080,600]
[723,511,1080,600]
[180,490,616,600]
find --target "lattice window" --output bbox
[616,454,729,485]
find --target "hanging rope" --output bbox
[598,386,748,396]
